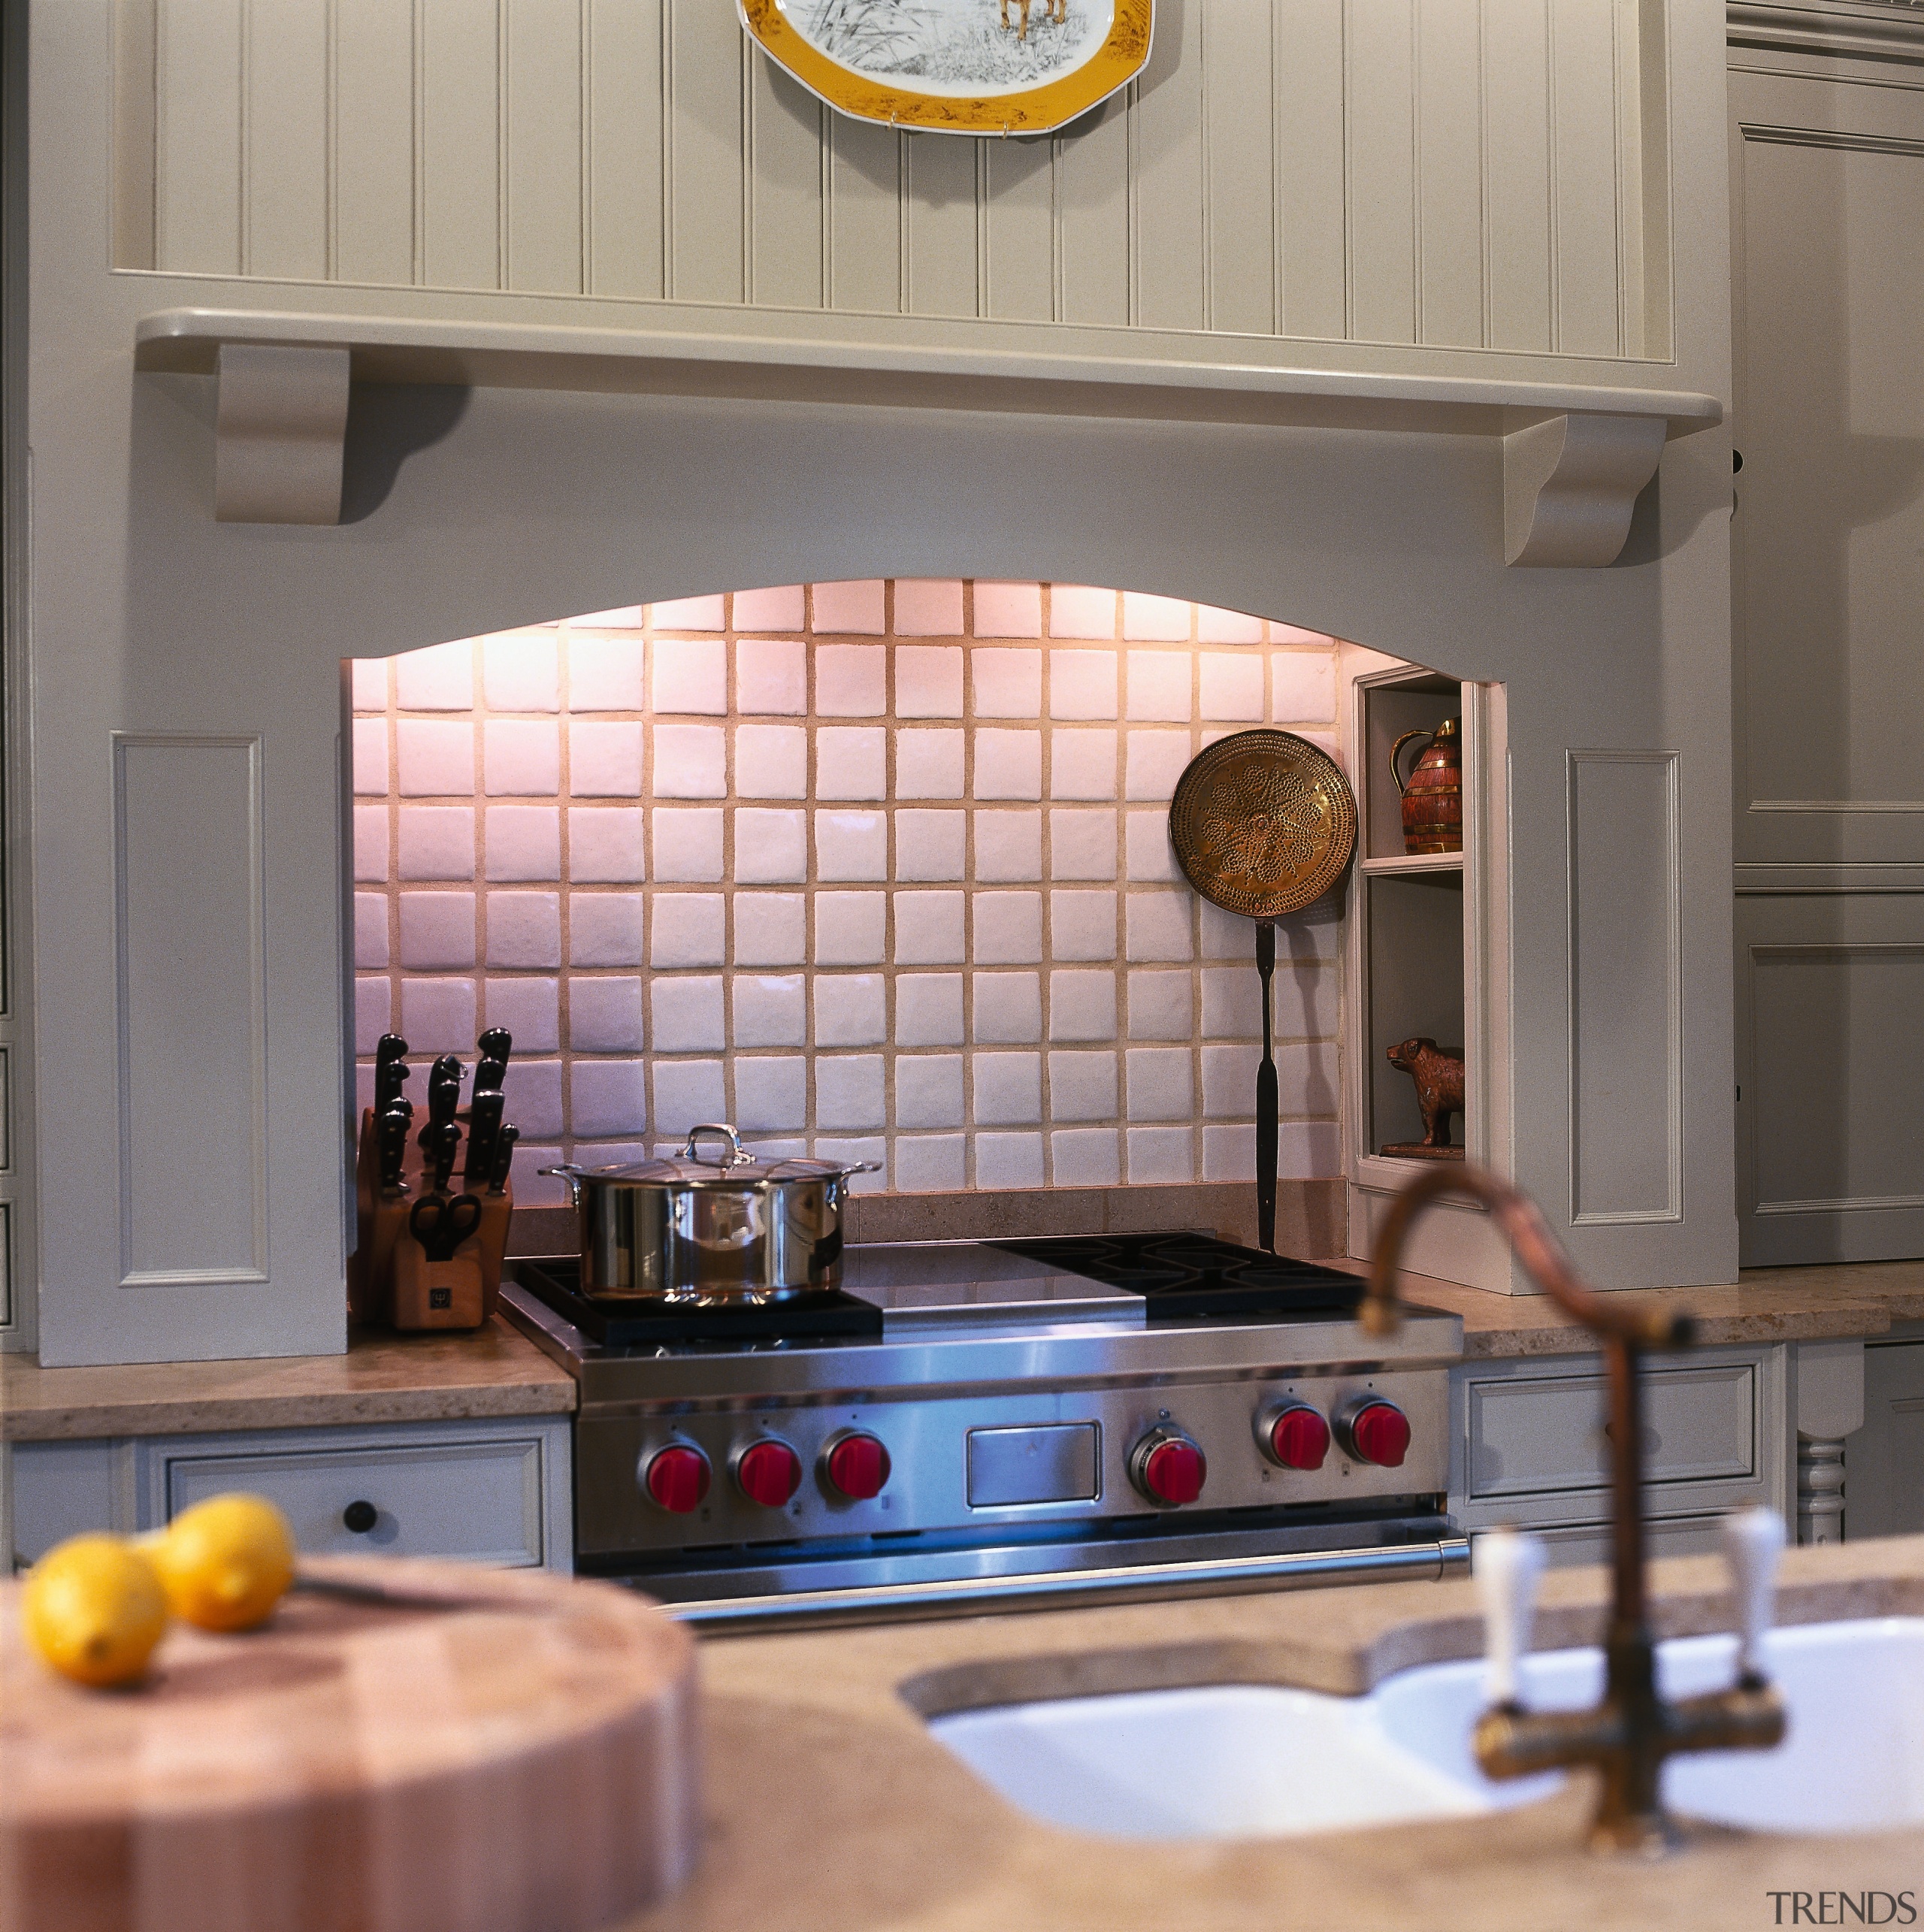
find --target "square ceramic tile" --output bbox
[973,1053,1042,1126]
[973,972,1042,1045]
[812,1136,888,1193]
[651,976,725,1052]
[1272,650,1336,722]
[400,978,476,1057]
[895,645,964,717]
[815,727,886,801]
[1275,901,1344,963]
[973,891,1042,965]
[398,721,475,796]
[501,1058,565,1138]
[353,806,389,883]
[395,639,473,711]
[1127,1125,1196,1184]
[1048,809,1117,881]
[1124,810,1180,881]
[570,894,645,967]
[568,721,644,798]
[1050,890,1117,962]
[817,642,887,717]
[649,594,723,631]
[400,893,476,969]
[652,1059,727,1136]
[483,721,559,797]
[1128,969,1193,1039]
[894,728,964,800]
[892,1133,967,1192]
[733,808,808,884]
[1048,649,1118,721]
[973,649,1042,719]
[565,636,646,711]
[1196,603,1265,645]
[351,658,389,711]
[734,724,809,800]
[895,973,964,1046]
[1047,1051,1118,1122]
[484,633,560,712]
[892,890,965,965]
[974,1131,1044,1187]
[1051,1128,1121,1187]
[1202,1123,1256,1182]
[733,584,805,630]
[354,976,392,1054]
[1126,652,1193,721]
[811,579,886,634]
[1272,959,1339,1038]
[570,1060,647,1138]
[1047,585,1117,639]
[814,891,887,966]
[568,809,645,883]
[896,1054,964,1129]
[1278,1119,1342,1178]
[1125,730,1194,803]
[652,724,727,798]
[651,894,726,967]
[510,1147,569,1206]
[1126,1047,1193,1122]
[1199,652,1266,722]
[737,639,808,715]
[485,891,560,969]
[652,808,725,883]
[973,729,1042,801]
[894,579,964,636]
[1199,897,1260,962]
[1202,1042,1261,1117]
[1284,1040,1342,1114]
[733,893,806,967]
[733,975,806,1048]
[352,718,390,794]
[817,1054,885,1129]
[896,810,966,881]
[973,811,1042,883]
[1269,623,1331,647]
[815,810,888,882]
[734,1055,807,1131]
[1125,890,1195,962]
[815,973,886,1047]
[398,806,476,881]
[1048,969,1118,1042]
[1049,729,1118,800]
[354,893,390,969]
[973,581,1042,639]
[486,807,560,882]
[570,978,643,1053]
[1122,592,1192,642]
[570,604,646,629]
[1201,966,1263,1039]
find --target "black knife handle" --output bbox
[374,1035,410,1112]
[489,1123,519,1195]
[476,1027,512,1066]
[464,1090,504,1184]
[430,1120,461,1197]
[419,1055,463,1147]
[1255,922,1278,1255]
[377,1106,410,1194]
[474,1057,508,1095]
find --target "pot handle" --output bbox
[1389,728,1434,798]
[683,1123,753,1169]
[539,1163,588,1211]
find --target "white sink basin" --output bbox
[927,1616,1924,1841]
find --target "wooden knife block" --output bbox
[348,1108,514,1330]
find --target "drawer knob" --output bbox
[342,1500,378,1534]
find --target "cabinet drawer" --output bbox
[1466,1361,1756,1501]
[161,1434,546,1567]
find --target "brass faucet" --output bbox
[1363,1164,1786,1855]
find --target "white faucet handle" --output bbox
[1473,1525,1547,1707]
[1722,1505,1786,1679]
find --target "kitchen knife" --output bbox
[1255,921,1278,1254]
[464,1088,504,1184]
[377,1105,411,1196]
[419,1054,463,1150]
[489,1123,519,1196]
[429,1119,462,1197]
[374,1035,411,1114]
[475,1029,512,1093]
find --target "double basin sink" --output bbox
[928,1617,1924,1840]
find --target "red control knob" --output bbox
[736,1438,802,1507]
[1348,1399,1411,1468]
[1133,1429,1206,1507]
[643,1444,711,1513]
[1267,1406,1331,1471]
[822,1432,891,1501]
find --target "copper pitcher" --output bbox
[1390,717,1462,854]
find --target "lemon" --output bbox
[150,1493,297,1633]
[22,1534,170,1687]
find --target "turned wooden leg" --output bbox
[1797,1432,1847,1545]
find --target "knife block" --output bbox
[391,1233,486,1330]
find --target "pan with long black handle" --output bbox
[1255,921,1278,1253]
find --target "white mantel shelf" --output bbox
[134,306,1723,565]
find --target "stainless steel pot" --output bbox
[542,1124,881,1304]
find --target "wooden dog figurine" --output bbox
[1386,1036,1466,1153]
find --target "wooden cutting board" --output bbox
[0,1555,700,1932]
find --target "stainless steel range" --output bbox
[500,1232,1468,1630]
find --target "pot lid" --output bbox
[566,1123,879,1188]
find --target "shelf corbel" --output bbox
[1502,410,1668,569]
[212,342,351,525]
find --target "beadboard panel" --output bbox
[117,0,1673,359]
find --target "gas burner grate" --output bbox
[985,1232,1363,1321]
[511,1257,884,1346]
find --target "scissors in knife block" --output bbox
[410,1192,483,1263]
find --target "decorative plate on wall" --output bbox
[740,0,1153,137]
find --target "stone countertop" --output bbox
[628,1537,1924,1932]
[0,1317,576,1441]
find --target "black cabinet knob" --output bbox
[342,1499,378,1534]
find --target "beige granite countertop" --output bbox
[0,1315,576,1441]
[628,1537,1924,1932]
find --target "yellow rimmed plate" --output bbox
[740,0,1153,137]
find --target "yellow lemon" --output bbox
[22,1534,170,1687]
[151,1493,297,1633]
